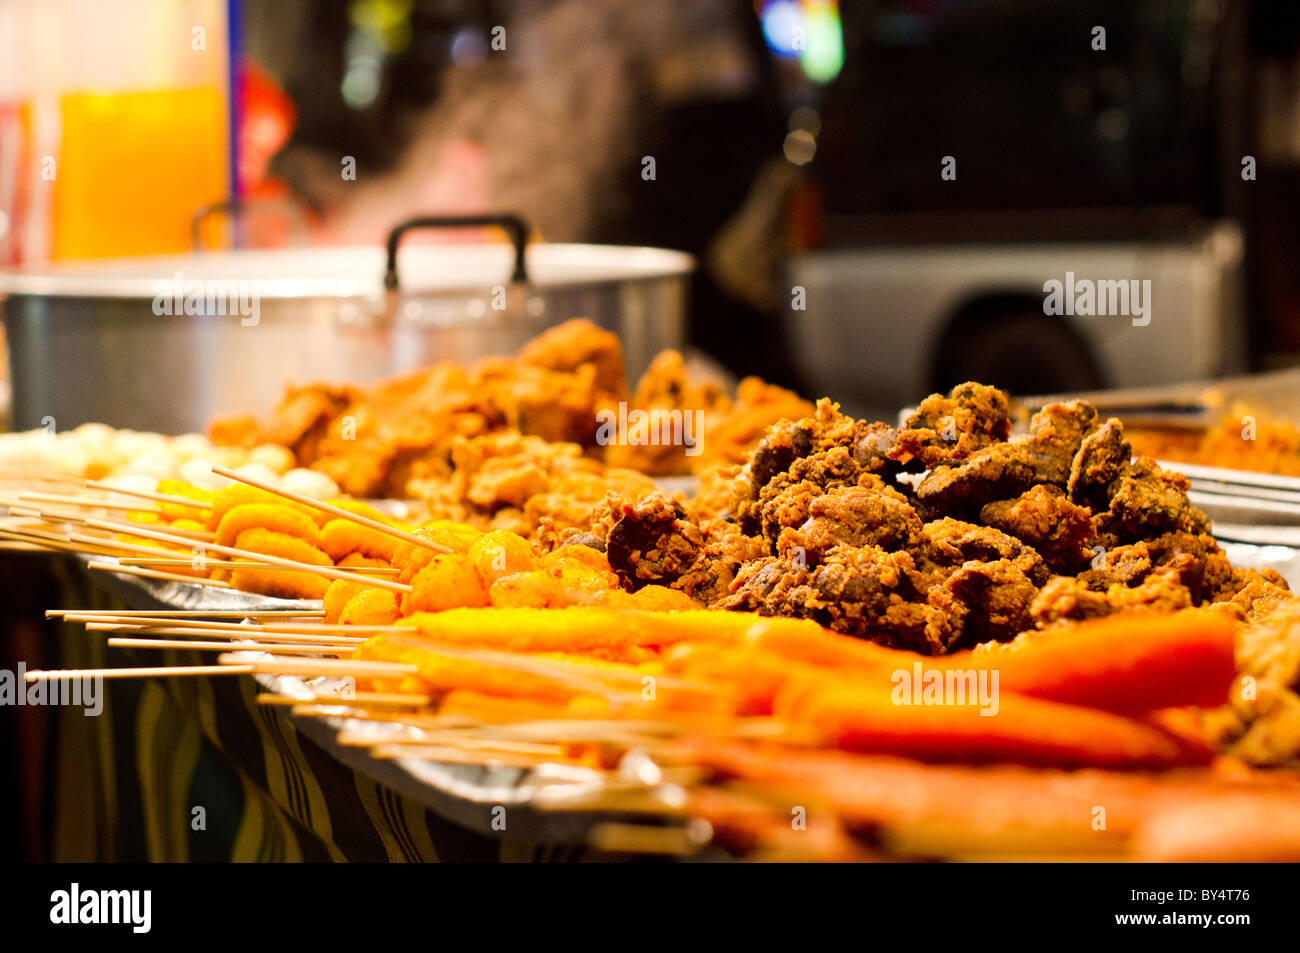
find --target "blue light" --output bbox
[761,0,804,58]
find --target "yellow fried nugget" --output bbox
[338,552,389,570]
[156,479,215,521]
[424,519,483,542]
[215,503,322,549]
[324,578,372,623]
[320,518,400,563]
[488,570,562,608]
[468,530,536,587]
[400,554,489,615]
[542,558,621,600]
[539,544,614,574]
[339,588,400,626]
[229,527,332,600]
[207,484,320,531]
[392,528,471,583]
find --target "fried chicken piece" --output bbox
[731,399,890,533]
[693,462,743,520]
[778,480,924,563]
[517,318,628,398]
[697,376,815,471]
[1097,458,1210,540]
[603,493,705,590]
[921,517,1049,586]
[670,518,770,605]
[980,484,1094,572]
[1067,418,1130,507]
[1077,542,1153,590]
[259,383,361,461]
[890,381,1012,467]
[915,403,1103,514]
[1030,563,1196,626]
[1213,568,1294,622]
[721,546,957,653]
[602,349,726,475]
[914,443,1039,514]
[943,557,1038,644]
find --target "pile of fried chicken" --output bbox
[580,383,1292,655]
[209,319,811,536]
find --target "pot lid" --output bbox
[0,243,693,299]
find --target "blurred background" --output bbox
[1,0,1299,421]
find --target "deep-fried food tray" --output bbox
[66,554,704,851]
[244,664,703,849]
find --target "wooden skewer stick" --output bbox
[25,665,255,681]
[77,618,390,637]
[3,501,215,538]
[86,561,235,588]
[68,614,321,632]
[47,608,325,618]
[82,516,411,593]
[115,556,401,575]
[17,490,161,514]
[65,530,210,560]
[337,730,565,757]
[368,744,571,767]
[0,528,128,559]
[210,464,453,554]
[256,691,430,708]
[108,637,352,657]
[216,654,416,678]
[85,624,365,646]
[83,479,211,511]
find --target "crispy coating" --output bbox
[587,381,1290,651]
[215,503,322,549]
[468,529,537,586]
[339,588,401,626]
[319,518,401,563]
[207,484,321,530]
[155,479,215,521]
[980,484,1094,572]
[229,527,332,600]
[401,554,489,614]
[604,493,705,589]
[324,578,372,624]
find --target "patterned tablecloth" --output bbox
[6,554,607,863]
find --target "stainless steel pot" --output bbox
[0,215,692,433]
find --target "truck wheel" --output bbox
[933,310,1103,396]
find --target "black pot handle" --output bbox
[383,213,530,291]
[191,198,307,249]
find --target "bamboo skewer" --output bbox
[6,502,215,539]
[16,490,162,514]
[0,528,130,559]
[210,464,453,554]
[114,556,400,575]
[86,561,235,588]
[83,479,212,511]
[81,516,411,593]
[217,654,417,678]
[257,691,430,708]
[108,637,352,657]
[84,624,366,646]
[25,665,255,681]
[46,608,325,618]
